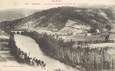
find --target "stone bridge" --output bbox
[11,31,25,34]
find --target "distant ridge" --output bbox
[0,6,114,33]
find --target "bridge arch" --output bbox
[11,30,25,34]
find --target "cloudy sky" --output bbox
[0,0,115,10]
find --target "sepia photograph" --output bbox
[0,0,115,71]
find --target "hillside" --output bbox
[0,7,115,71]
[0,7,114,34]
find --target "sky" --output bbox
[0,0,115,10]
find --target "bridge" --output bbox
[11,30,25,34]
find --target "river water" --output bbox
[14,34,79,71]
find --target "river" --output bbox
[14,34,79,71]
